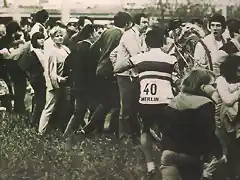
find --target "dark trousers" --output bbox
[117,76,140,137]
[31,81,46,127]
[64,90,90,135]
[83,76,120,134]
[0,60,26,114]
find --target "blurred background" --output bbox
[0,0,239,27]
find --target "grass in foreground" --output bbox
[0,114,162,180]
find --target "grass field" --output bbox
[0,113,162,180]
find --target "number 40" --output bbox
[143,83,157,95]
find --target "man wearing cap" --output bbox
[63,18,78,46]
[67,16,93,51]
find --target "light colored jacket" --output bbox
[110,26,147,77]
[45,45,70,91]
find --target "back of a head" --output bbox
[78,16,93,28]
[209,13,226,29]
[6,21,20,35]
[227,19,240,38]
[132,13,148,25]
[113,12,132,28]
[168,18,182,31]
[80,24,95,40]
[181,68,214,94]
[145,28,165,48]
[220,55,240,82]
[35,9,49,24]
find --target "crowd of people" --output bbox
[0,8,240,180]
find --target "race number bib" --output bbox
[139,78,173,104]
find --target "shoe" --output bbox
[146,168,160,180]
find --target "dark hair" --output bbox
[227,19,240,38]
[6,21,21,35]
[35,9,49,24]
[31,32,45,48]
[79,24,95,40]
[77,16,93,28]
[132,13,148,25]
[181,68,215,95]
[145,28,165,48]
[168,18,182,31]
[220,55,240,83]
[190,18,204,27]
[209,13,226,29]
[20,18,31,27]
[113,12,132,28]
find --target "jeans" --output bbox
[161,150,203,180]
[117,76,140,136]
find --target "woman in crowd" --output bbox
[215,55,240,180]
[18,32,46,127]
[160,68,222,180]
[38,26,70,135]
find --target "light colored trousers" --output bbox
[38,89,60,134]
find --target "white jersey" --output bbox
[129,48,177,104]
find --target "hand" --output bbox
[0,48,11,59]
[221,155,227,163]
[58,76,68,83]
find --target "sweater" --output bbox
[162,93,222,159]
[63,40,96,91]
[91,27,124,77]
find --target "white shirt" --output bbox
[30,23,48,40]
[194,34,226,69]
[114,26,148,77]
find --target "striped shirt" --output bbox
[129,48,177,104]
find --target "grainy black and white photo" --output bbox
[0,0,240,179]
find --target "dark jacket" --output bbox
[20,51,45,87]
[162,93,222,159]
[67,32,84,52]
[63,40,96,91]
[91,27,123,77]
[219,41,239,55]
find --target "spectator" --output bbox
[18,32,46,127]
[30,9,49,39]
[63,24,97,136]
[67,16,93,51]
[216,55,240,179]
[82,12,133,135]
[213,19,240,76]
[0,21,27,114]
[38,27,70,135]
[113,13,149,138]
[161,69,222,180]
[194,14,227,70]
